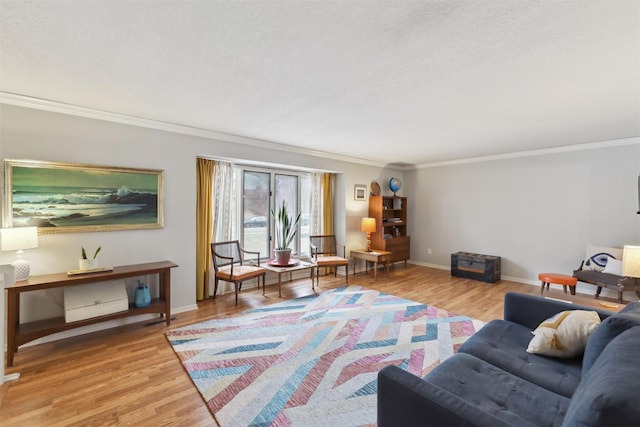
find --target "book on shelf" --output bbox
[383,218,402,223]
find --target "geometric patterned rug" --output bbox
[165,285,484,427]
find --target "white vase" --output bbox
[79,258,98,270]
[274,249,292,265]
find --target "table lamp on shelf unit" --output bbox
[622,245,640,280]
[361,217,376,252]
[0,226,38,281]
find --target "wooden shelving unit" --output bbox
[368,195,410,265]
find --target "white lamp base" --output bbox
[12,251,30,281]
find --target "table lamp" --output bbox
[361,217,376,252]
[0,227,39,281]
[622,245,640,279]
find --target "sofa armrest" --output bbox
[377,365,513,427]
[503,292,611,330]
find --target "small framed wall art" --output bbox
[3,159,164,233]
[354,184,367,201]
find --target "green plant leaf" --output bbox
[271,201,301,250]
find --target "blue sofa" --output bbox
[378,292,640,427]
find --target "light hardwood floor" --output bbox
[1,264,543,426]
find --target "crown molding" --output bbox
[2,92,636,170]
[0,92,388,168]
[414,136,640,169]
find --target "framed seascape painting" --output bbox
[3,159,164,233]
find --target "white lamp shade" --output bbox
[0,227,38,251]
[622,245,640,278]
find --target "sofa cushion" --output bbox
[582,302,640,375]
[526,310,600,358]
[425,353,569,427]
[563,326,640,426]
[458,320,582,397]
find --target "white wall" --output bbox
[3,102,637,330]
[406,141,640,298]
[0,104,395,326]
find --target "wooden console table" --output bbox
[5,260,178,367]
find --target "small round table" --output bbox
[539,273,578,295]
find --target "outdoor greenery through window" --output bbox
[240,168,311,260]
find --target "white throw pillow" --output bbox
[602,258,623,276]
[527,310,601,358]
[584,244,623,271]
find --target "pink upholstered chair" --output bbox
[310,235,349,286]
[211,240,266,305]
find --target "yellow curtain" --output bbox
[196,158,215,301]
[321,173,334,234]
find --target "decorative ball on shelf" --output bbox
[389,177,402,195]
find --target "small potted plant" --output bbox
[271,201,301,265]
[79,246,101,270]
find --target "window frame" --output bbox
[237,165,311,259]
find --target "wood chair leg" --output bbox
[213,278,219,298]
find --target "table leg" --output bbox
[163,268,172,326]
[540,281,550,294]
[7,289,18,367]
[278,273,282,297]
[311,266,316,291]
[373,261,378,281]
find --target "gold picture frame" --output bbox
[3,159,164,233]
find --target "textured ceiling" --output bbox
[1,1,638,166]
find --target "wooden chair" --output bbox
[211,240,266,305]
[310,235,349,286]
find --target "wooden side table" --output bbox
[262,260,317,297]
[351,249,392,281]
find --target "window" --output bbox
[238,167,311,259]
[242,170,270,257]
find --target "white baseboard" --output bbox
[406,260,633,300]
[407,260,538,286]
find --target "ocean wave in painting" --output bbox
[12,185,158,227]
